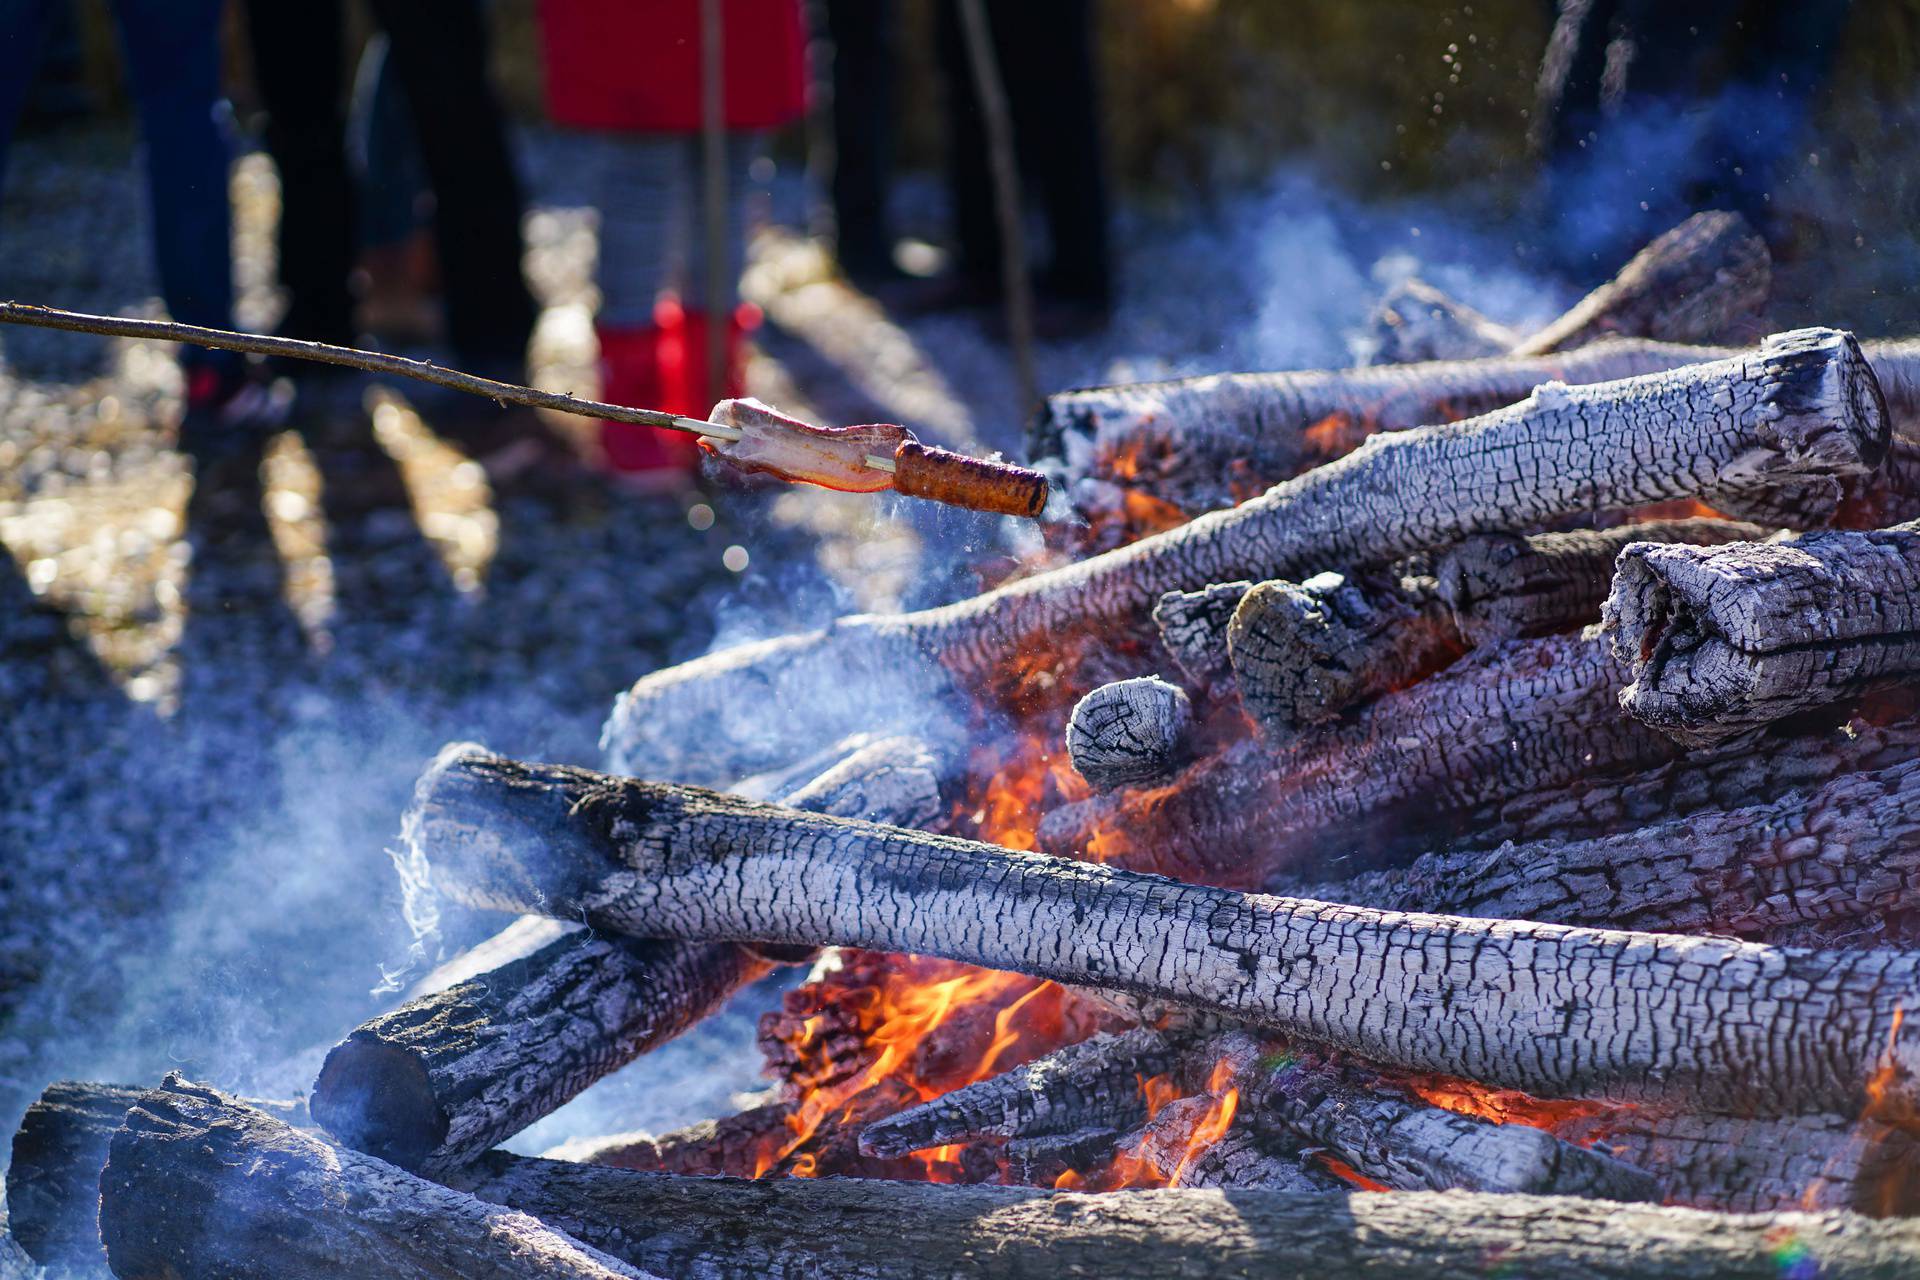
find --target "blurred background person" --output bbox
[0,0,254,444]
[819,0,899,290]
[240,0,539,416]
[536,0,808,480]
[932,0,1112,338]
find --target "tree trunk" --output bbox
[1227,570,1463,740]
[1304,757,1920,945]
[1033,336,1920,535]
[409,748,1920,1119]
[1436,518,1770,644]
[311,734,950,1175]
[1039,632,1679,885]
[447,1154,1920,1280]
[1608,524,1920,747]
[98,1077,652,1280]
[607,329,1885,785]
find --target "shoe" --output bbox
[176,363,289,463]
[596,302,703,478]
[662,301,761,416]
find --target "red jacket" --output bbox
[538,0,809,133]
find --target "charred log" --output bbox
[1066,677,1193,791]
[1227,570,1463,740]
[1365,277,1516,363]
[411,747,1920,1119]
[612,329,1885,784]
[7,1081,145,1272]
[1608,524,1920,747]
[1436,518,1771,644]
[1040,631,1679,884]
[1152,580,1251,690]
[1305,757,1920,943]
[543,1104,794,1179]
[1512,210,1770,356]
[312,735,948,1175]
[446,1155,1920,1280]
[97,1076,648,1280]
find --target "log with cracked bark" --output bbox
[1066,676,1193,790]
[1607,523,1920,747]
[1436,518,1771,644]
[1152,579,1251,690]
[310,733,949,1175]
[445,1155,1920,1280]
[1034,336,1920,535]
[1559,1111,1920,1216]
[1302,756,1920,945]
[1227,570,1462,739]
[1367,211,1769,365]
[609,328,1887,785]
[408,747,1920,1119]
[1040,631,1679,884]
[97,1076,653,1280]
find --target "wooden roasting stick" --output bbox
[603,327,1888,785]
[411,747,1920,1121]
[308,733,948,1176]
[0,301,1047,517]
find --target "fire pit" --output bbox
[11,212,1920,1278]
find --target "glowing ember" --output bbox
[1399,1073,1617,1132]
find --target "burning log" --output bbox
[1152,580,1250,690]
[1607,524,1920,748]
[1034,337,1920,537]
[410,748,1920,1118]
[609,329,1886,785]
[1227,570,1463,740]
[443,1155,1920,1280]
[1436,518,1771,644]
[7,1081,148,1272]
[1202,1032,1659,1200]
[859,1026,1180,1158]
[311,733,949,1175]
[1304,756,1920,943]
[1560,1111,1920,1216]
[97,1076,649,1280]
[1368,211,1769,365]
[1040,631,1678,883]
[546,1104,796,1179]
[1066,677,1193,791]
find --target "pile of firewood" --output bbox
[13,211,1920,1278]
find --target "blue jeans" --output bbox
[0,0,235,370]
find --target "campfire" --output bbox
[13,211,1920,1278]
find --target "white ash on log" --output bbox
[443,1156,1920,1280]
[1302,757,1920,944]
[1152,580,1251,690]
[1436,518,1771,644]
[1145,1122,1341,1191]
[1559,1111,1920,1216]
[1227,570,1462,740]
[1066,677,1193,791]
[97,1076,653,1280]
[1607,524,1920,748]
[310,733,949,1175]
[1201,1032,1659,1200]
[1040,631,1679,884]
[1034,337,1920,534]
[1368,211,1769,365]
[409,748,1920,1118]
[608,329,1886,785]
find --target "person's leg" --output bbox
[109,0,238,380]
[241,0,357,349]
[680,135,760,410]
[373,0,537,377]
[999,0,1109,311]
[824,0,895,280]
[935,0,1001,301]
[0,0,57,201]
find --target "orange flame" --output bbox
[1399,1073,1616,1131]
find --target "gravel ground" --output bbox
[0,122,1594,1217]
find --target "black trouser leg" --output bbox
[373,0,536,374]
[825,0,895,275]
